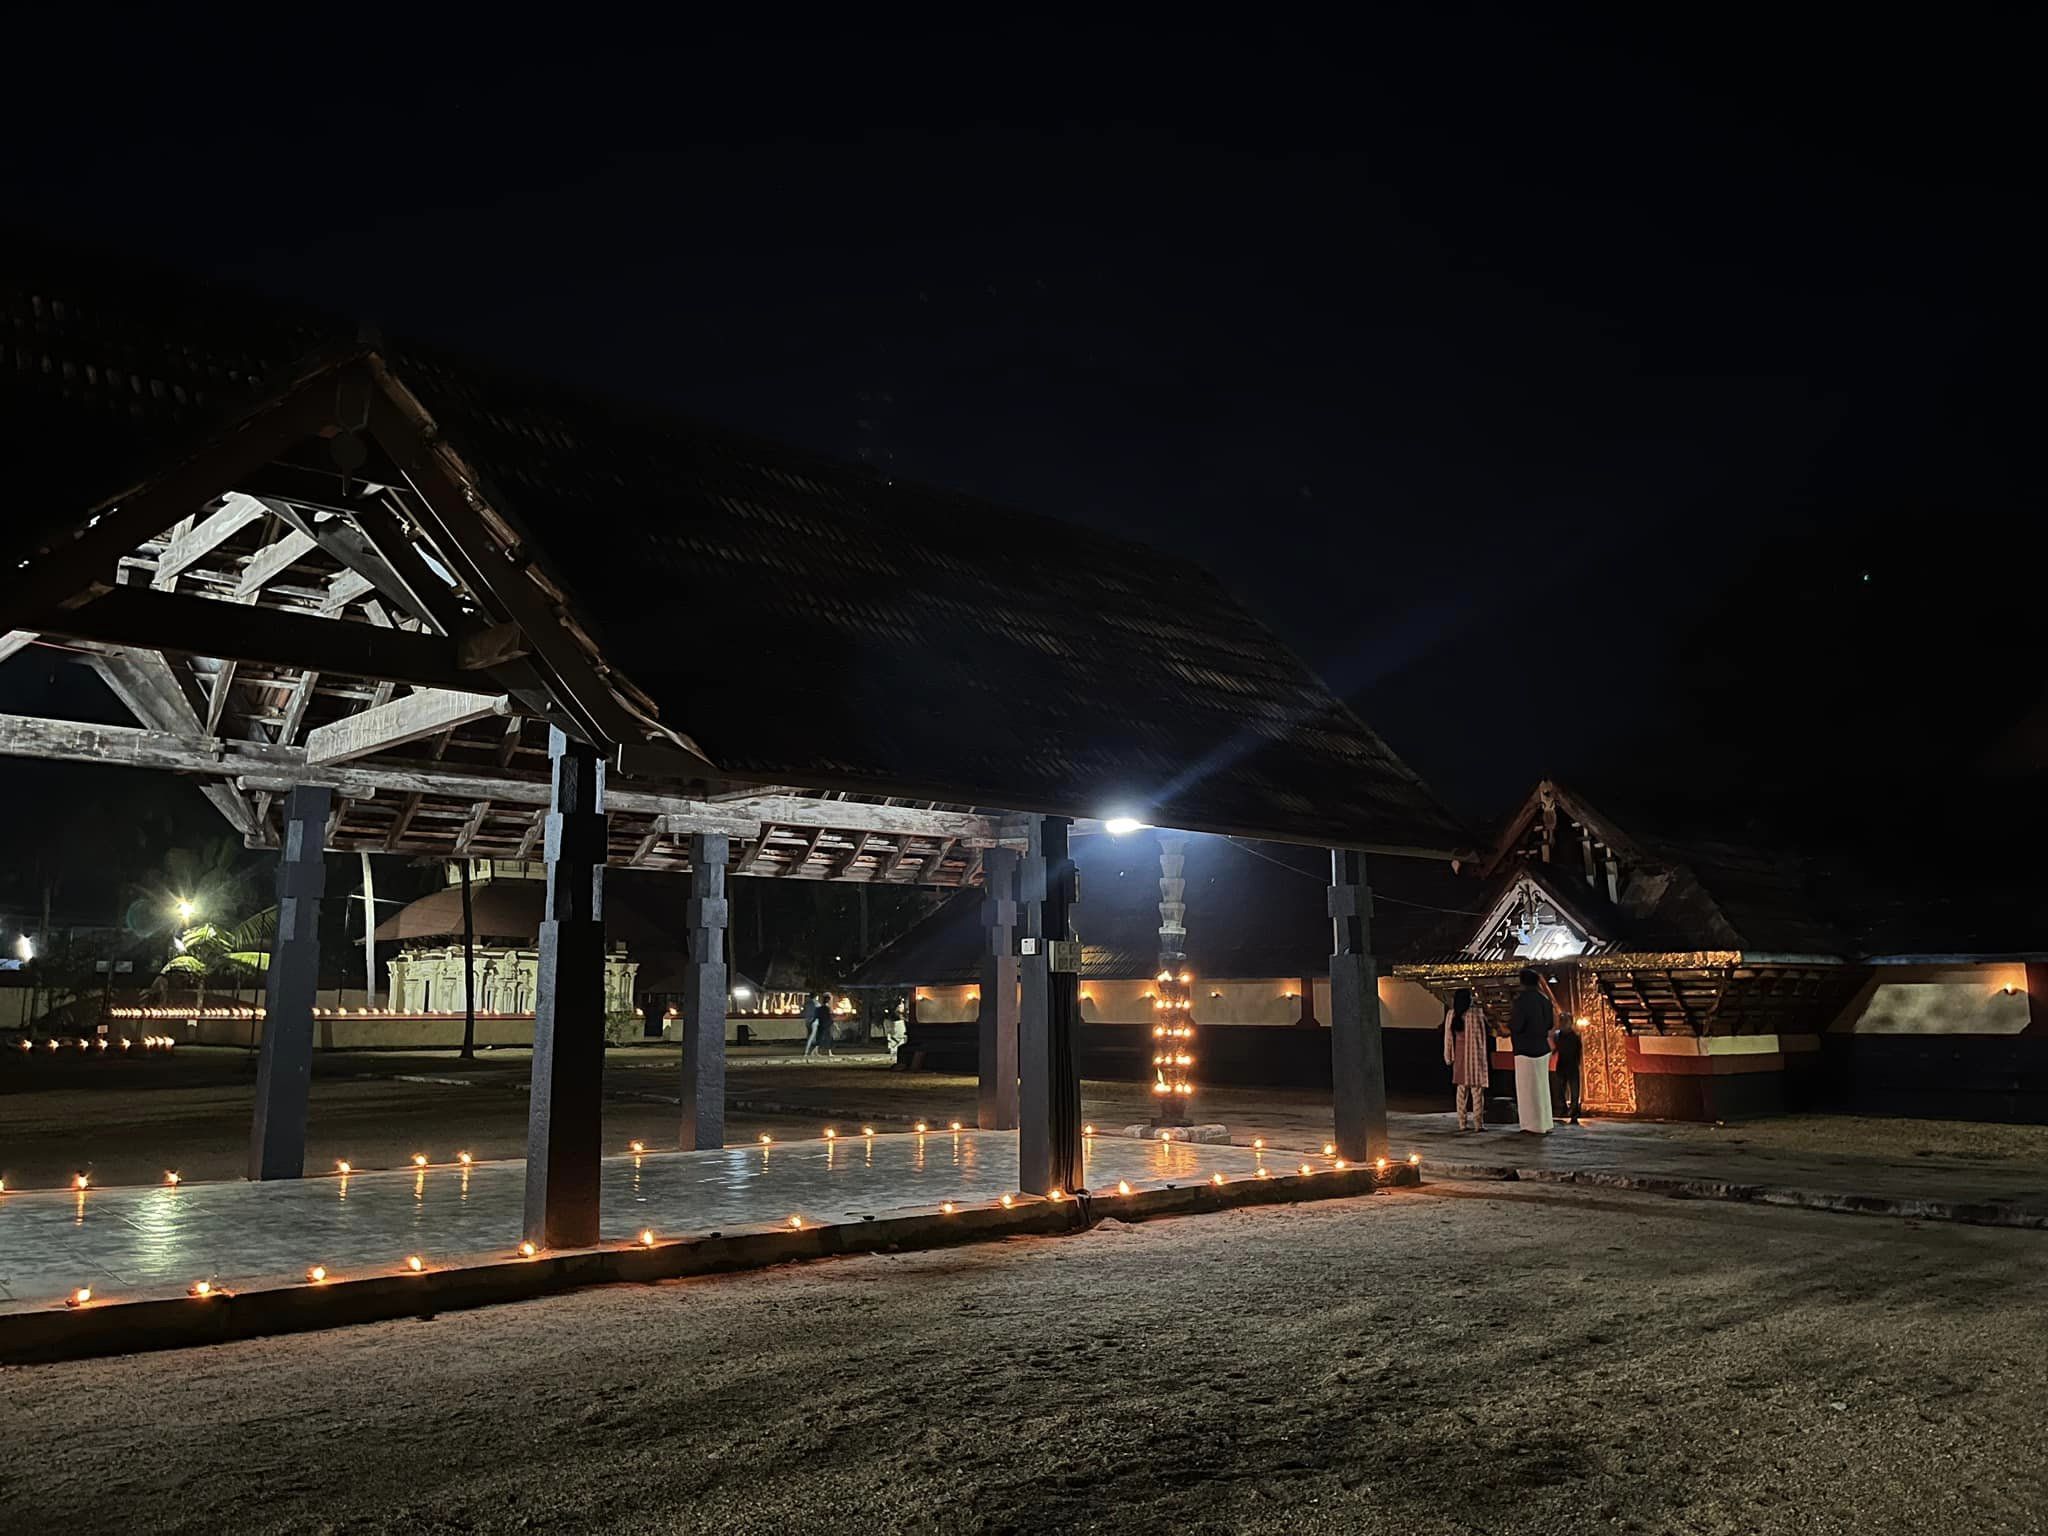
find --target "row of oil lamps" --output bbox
[13,1036,178,1054]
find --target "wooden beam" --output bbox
[734,827,774,873]
[453,799,492,855]
[781,826,827,876]
[319,569,376,616]
[303,689,508,767]
[38,587,492,693]
[202,660,239,736]
[658,795,998,846]
[917,836,959,884]
[261,494,470,636]
[368,382,664,755]
[232,528,319,599]
[516,808,545,858]
[833,829,873,878]
[0,376,336,631]
[0,712,1004,854]
[151,497,268,591]
[276,671,321,747]
[81,649,255,837]
[877,838,916,882]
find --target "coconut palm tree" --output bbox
[159,907,277,1015]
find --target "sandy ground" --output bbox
[1,1180,2042,1535]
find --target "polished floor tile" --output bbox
[0,1132,1292,1310]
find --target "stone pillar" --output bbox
[523,729,608,1250]
[1018,815,1083,1195]
[679,832,729,1151]
[248,784,331,1180]
[1328,847,1389,1163]
[977,845,1020,1130]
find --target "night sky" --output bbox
[3,12,2034,870]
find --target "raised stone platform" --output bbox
[0,1129,1422,1362]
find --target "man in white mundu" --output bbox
[1508,968,1557,1134]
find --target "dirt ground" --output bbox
[2,1180,2042,1535]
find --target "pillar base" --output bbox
[1117,1122,1233,1144]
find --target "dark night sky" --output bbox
[3,11,2035,861]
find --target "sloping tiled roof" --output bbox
[1,240,1467,855]
[374,876,681,957]
[1466,779,2044,960]
[848,829,1476,984]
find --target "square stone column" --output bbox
[977,845,1020,1130]
[1328,847,1389,1163]
[1018,815,1083,1194]
[247,784,331,1180]
[679,832,729,1151]
[523,729,608,1249]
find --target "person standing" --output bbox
[1553,1010,1585,1125]
[1443,986,1490,1130]
[803,993,834,1060]
[883,998,909,1065]
[1508,968,1556,1134]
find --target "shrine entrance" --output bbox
[1552,969,1636,1115]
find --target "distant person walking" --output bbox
[1553,1009,1584,1125]
[1509,968,1556,1134]
[803,993,834,1060]
[1443,986,1490,1130]
[883,999,909,1064]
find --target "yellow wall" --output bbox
[915,974,1444,1030]
[1834,963,2031,1036]
[1633,1034,1783,1060]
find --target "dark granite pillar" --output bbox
[523,728,608,1249]
[1329,847,1389,1163]
[248,784,331,1180]
[977,845,1020,1130]
[1018,815,1083,1194]
[679,832,729,1151]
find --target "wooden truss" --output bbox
[0,355,1008,886]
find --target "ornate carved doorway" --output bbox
[1561,970,1636,1114]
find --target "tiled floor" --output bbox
[0,1131,1292,1311]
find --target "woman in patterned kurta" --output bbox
[1443,987,1491,1130]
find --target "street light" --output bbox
[174,898,197,924]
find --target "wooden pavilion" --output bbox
[0,244,1466,1246]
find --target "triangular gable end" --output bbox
[0,350,712,779]
[1461,862,1620,962]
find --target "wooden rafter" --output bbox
[833,830,873,878]
[629,824,665,867]
[303,688,507,767]
[150,497,268,592]
[781,826,827,876]
[36,586,493,693]
[917,836,958,883]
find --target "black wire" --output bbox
[1222,837,1484,916]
